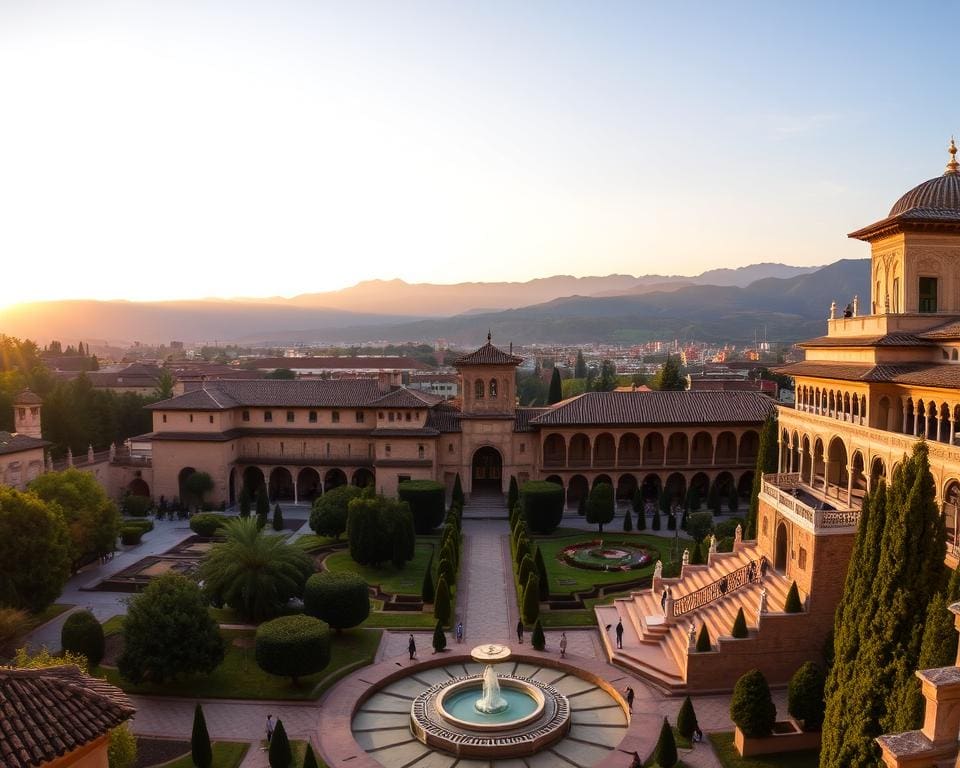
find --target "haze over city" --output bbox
[0,1,957,307]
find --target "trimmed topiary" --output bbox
[432,620,447,652]
[452,473,465,508]
[303,572,370,632]
[534,546,550,600]
[731,607,748,638]
[303,744,320,768]
[421,554,435,603]
[518,554,535,592]
[651,508,661,531]
[434,575,451,626]
[191,703,212,768]
[508,475,519,512]
[520,480,564,534]
[531,619,546,650]
[652,716,678,767]
[61,610,105,666]
[788,661,826,731]
[784,581,803,613]
[190,513,227,537]
[398,480,445,534]
[689,540,704,565]
[254,615,331,685]
[521,573,540,625]
[730,668,777,737]
[268,718,291,768]
[272,504,284,531]
[696,624,711,652]
[622,507,633,532]
[515,535,532,567]
[438,557,455,590]
[676,696,698,741]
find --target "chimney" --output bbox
[378,370,402,392]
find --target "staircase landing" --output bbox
[462,491,509,519]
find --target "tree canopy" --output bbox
[586,482,615,534]
[650,355,685,391]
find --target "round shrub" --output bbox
[730,668,777,737]
[61,610,105,666]
[119,526,144,545]
[303,572,370,631]
[189,513,228,537]
[121,494,153,517]
[255,615,331,684]
[520,481,564,534]
[398,480,445,534]
[123,519,153,534]
[787,661,826,730]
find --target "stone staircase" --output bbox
[595,542,798,693]
[462,491,509,519]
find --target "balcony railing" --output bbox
[760,472,860,532]
[237,449,375,466]
[673,560,760,617]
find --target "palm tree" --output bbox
[199,518,314,622]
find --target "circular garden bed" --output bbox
[560,540,652,572]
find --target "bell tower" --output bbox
[13,390,43,439]
[454,333,523,417]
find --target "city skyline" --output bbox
[0,1,957,308]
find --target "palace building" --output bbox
[137,333,772,509]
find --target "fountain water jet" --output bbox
[475,663,508,714]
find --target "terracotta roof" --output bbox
[146,379,385,410]
[454,340,523,367]
[251,356,430,371]
[919,320,960,340]
[13,390,42,405]
[530,391,773,427]
[848,207,960,241]
[370,388,443,408]
[515,408,550,432]
[798,333,934,348]
[0,432,49,456]
[777,360,960,389]
[0,665,134,768]
[425,407,462,433]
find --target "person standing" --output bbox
[456,621,464,644]
[559,632,568,658]
[615,619,624,649]
[760,555,769,581]
[408,634,417,660]
[624,686,635,712]
[266,714,274,744]
[516,620,524,644]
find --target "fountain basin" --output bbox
[437,678,544,731]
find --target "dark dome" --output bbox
[889,139,960,216]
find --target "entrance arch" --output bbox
[269,467,294,501]
[472,446,503,491]
[297,468,321,501]
[242,466,265,496]
[568,474,589,510]
[177,467,197,504]
[352,468,375,488]
[324,468,347,492]
[128,477,150,497]
[775,522,788,571]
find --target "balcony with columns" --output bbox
[759,472,861,535]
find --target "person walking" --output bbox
[408,634,417,660]
[759,555,769,581]
[559,632,567,658]
[456,621,464,644]
[615,619,624,649]
[266,714,275,744]
[660,587,668,612]
[624,686,635,712]
[516,620,524,644]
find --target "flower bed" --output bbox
[560,540,652,572]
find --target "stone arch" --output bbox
[801,435,812,480]
[739,430,760,464]
[665,472,686,504]
[616,473,637,502]
[128,477,150,497]
[543,433,566,467]
[242,466,265,495]
[269,467,294,501]
[790,431,800,473]
[642,433,664,465]
[877,396,891,431]
[592,473,613,489]
[352,468,375,488]
[775,521,788,571]
[716,431,737,464]
[870,456,886,487]
[826,436,848,498]
[641,473,661,501]
[568,474,589,509]
[713,471,735,498]
[472,446,503,490]
[943,480,960,551]
[851,451,866,503]
[665,432,688,465]
[324,468,347,492]
[489,378,498,399]
[780,429,791,472]
[593,433,616,467]
[177,466,197,503]
[940,403,951,442]
[618,433,641,465]
[474,379,484,400]
[689,472,709,509]
[691,431,713,464]
[545,474,564,489]
[737,470,754,498]
[569,434,591,466]
[297,468,321,501]
[813,438,826,490]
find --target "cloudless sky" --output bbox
[0,1,957,306]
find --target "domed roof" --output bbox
[889,138,960,216]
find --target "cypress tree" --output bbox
[623,507,633,532]
[676,696,698,741]
[256,487,269,517]
[303,745,320,768]
[438,557,454,590]
[689,540,703,565]
[696,624,710,652]
[531,619,546,650]
[432,620,447,652]
[747,414,778,538]
[521,573,540,625]
[534,546,550,600]
[515,535,531,567]
[731,607,748,638]
[821,442,947,767]
[452,473,464,507]
[917,566,960,672]
[421,555,435,603]
[667,511,677,531]
[574,350,587,379]
[508,475,519,511]
[272,503,284,531]
[651,507,661,530]
[268,719,292,768]
[518,554,535,591]
[191,703,212,768]
[548,367,563,404]
[434,576,451,626]
[239,487,251,517]
[727,488,739,514]
[707,482,721,515]
[784,581,803,613]
[652,717,678,767]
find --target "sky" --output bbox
[0,1,958,307]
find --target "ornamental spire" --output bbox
[487,329,492,343]
[946,136,959,176]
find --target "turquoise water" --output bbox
[442,686,538,725]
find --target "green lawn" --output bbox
[539,610,598,628]
[709,732,819,768]
[324,541,436,595]
[360,599,436,628]
[28,603,73,630]
[296,534,340,552]
[100,627,381,700]
[159,741,249,768]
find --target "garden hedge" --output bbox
[730,668,777,737]
[398,480,445,534]
[189,513,228,537]
[254,615,331,683]
[787,661,826,730]
[303,572,370,631]
[119,526,144,545]
[61,610,105,666]
[520,480,564,534]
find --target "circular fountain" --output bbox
[409,644,571,758]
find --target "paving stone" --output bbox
[351,711,408,730]
[551,737,618,765]
[571,706,627,726]
[568,723,627,747]
[354,729,417,751]
[360,693,414,713]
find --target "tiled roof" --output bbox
[454,341,523,367]
[0,432,49,456]
[0,665,134,768]
[919,320,960,340]
[530,391,773,427]
[515,407,550,432]
[777,361,960,389]
[889,172,960,216]
[798,333,934,348]
[370,388,443,408]
[251,356,430,371]
[146,379,385,410]
[848,207,960,241]
[425,407,462,433]
[13,390,42,405]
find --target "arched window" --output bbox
[489,378,498,398]
[475,379,484,399]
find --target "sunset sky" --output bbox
[0,1,957,307]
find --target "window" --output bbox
[762,516,768,535]
[798,546,807,571]
[356,411,364,423]
[242,410,250,422]
[418,444,425,458]
[264,411,273,422]
[332,411,340,423]
[286,411,294,423]
[448,442,454,453]
[280,442,284,455]
[162,414,167,423]
[919,276,938,313]
[399,474,411,484]
[378,411,384,419]
[189,414,194,423]
[405,412,412,422]
[386,444,392,456]
[893,277,900,312]
[520,443,525,454]
[17,408,25,419]
[309,411,317,423]
[475,379,484,399]
[30,407,38,417]
[389,412,395,422]
[489,378,498,398]
[209,414,214,424]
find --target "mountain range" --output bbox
[0,261,866,347]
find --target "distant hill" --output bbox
[0,260,861,346]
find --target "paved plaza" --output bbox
[22,504,762,767]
